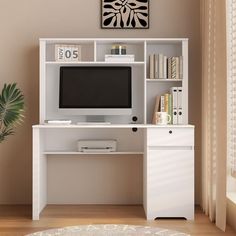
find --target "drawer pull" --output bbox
[169,130,173,134]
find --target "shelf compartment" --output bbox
[146,81,182,124]
[45,42,94,62]
[96,42,144,62]
[146,42,183,79]
[42,128,144,155]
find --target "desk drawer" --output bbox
[147,127,194,147]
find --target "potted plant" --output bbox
[0,83,24,143]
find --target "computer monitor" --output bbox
[59,66,132,115]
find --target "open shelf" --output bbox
[96,41,144,62]
[43,151,143,155]
[46,61,94,65]
[45,61,145,66]
[146,78,183,82]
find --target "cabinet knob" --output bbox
[169,130,173,134]
[132,127,138,132]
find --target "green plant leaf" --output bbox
[0,83,24,143]
[0,127,14,143]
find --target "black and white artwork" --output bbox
[101,0,149,29]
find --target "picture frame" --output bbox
[101,0,149,29]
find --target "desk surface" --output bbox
[33,124,195,129]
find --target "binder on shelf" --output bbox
[177,87,183,124]
[170,87,178,125]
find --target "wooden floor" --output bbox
[0,205,235,236]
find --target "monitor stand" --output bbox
[77,116,111,125]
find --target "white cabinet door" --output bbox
[146,148,194,220]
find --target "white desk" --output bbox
[32,124,194,220]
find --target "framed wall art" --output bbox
[101,0,149,29]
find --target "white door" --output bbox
[146,148,194,220]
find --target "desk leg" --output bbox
[32,128,47,220]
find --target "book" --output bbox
[150,54,183,80]
[160,95,165,112]
[179,56,183,79]
[171,57,177,79]
[158,54,164,78]
[149,54,155,79]
[154,54,158,78]
[164,93,169,113]
[152,93,173,124]
[152,96,160,124]
[168,57,172,79]
[163,56,167,79]
[105,54,135,62]
[175,57,180,79]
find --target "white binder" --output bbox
[170,87,178,125]
[177,87,183,124]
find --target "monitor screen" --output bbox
[59,66,132,109]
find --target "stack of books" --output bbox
[149,54,183,79]
[105,54,135,62]
[152,87,183,125]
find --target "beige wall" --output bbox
[0,0,201,204]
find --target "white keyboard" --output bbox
[45,120,72,125]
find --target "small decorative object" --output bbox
[111,44,127,54]
[155,112,171,125]
[55,44,81,61]
[101,0,149,29]
[0,83,24,143]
